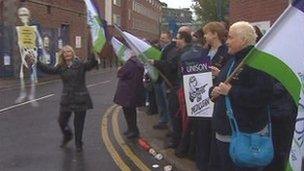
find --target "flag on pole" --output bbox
[241,0,304,170]
[123,32,161,61]
[111,37,132,63]
[113,25,160,82]
[84,0,106,53]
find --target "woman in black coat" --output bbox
[35,45,98,152]
[210,22,273,171]
[114,56,145,139]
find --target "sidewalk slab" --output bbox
[137,108,198,171]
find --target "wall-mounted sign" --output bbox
[75,36,81,49]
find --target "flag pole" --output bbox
[113,24,174,89]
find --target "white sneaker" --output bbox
[15,95,26,103]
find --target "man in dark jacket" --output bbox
[154,27,192,148]
[152,32,171,129]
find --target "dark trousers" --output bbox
[122,107,139,133]
[193,119,220,171]
[216,139,263,171]
[167,90,181,144]
[58,110,86,146]
[264,114,296,171]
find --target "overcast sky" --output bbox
[160,0,194,9]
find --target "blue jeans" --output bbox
[153,81,170,123]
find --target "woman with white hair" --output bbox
[209,21,273,170]
[35,45,98,152]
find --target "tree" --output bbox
[192,0,229,25]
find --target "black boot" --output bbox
[126,129,139,139]
[76,141,83,153]
[60,131,73,148]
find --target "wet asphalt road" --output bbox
[0,69,121,171]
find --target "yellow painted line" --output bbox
[101,105,131,171]
[112,106,151,171]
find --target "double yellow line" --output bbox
[101,105,150,171]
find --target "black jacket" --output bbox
[37,57,98,112]
[154,42,179,88]
[271,81,298,118]
[210,46,274,135]
[210,44,230,70]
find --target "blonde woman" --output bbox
[36,45,98,152]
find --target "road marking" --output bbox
[87,80,111,88]
[0,94,54,113]
[0,69,112,92]
[112,106,151,171]
[101,105,131,171]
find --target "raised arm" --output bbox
[84,56,98,71]
[36,61,61,75]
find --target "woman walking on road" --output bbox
[33,45,98,152]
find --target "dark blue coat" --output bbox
[210,46,274,135]
[114,57,145,107]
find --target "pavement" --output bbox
[137,109,197,171]
[0,68,197,171]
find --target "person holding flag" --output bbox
[210,21,274,170]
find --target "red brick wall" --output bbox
[229,0,289,25]
[20,0,88,58]
[109,0,162,40]
[130,0,162,40]
[0,1,3,22]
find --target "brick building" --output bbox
[94,0,162,67]
[103,0,162,41]
[229,0,292,33]
[0,0,162,78]
[161,7,193,36]
[0,0,88,77]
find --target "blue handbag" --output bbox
[224,60,274,167]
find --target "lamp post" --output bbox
[216,0,222,20]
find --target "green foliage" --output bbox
[192,0,229,25]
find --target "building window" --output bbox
[113,0,121,7]
[113,14,121,26]
[133,1,159,21]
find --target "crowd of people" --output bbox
[27,19,297,170]
[115,21,297,171]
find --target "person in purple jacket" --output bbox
[114,56,145,139]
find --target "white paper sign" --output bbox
[75,36,81,49]
[4,54,11,65]
[183,72,214,117]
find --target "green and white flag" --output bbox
[123,31,161,61]
[111,37,132,63]
[84,0,106,53]
[241,1,304,170]
[118,30,160,82]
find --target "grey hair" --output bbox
[230,21,257,46]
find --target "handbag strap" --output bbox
[225,60,240,133]
[224,60,272,136]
